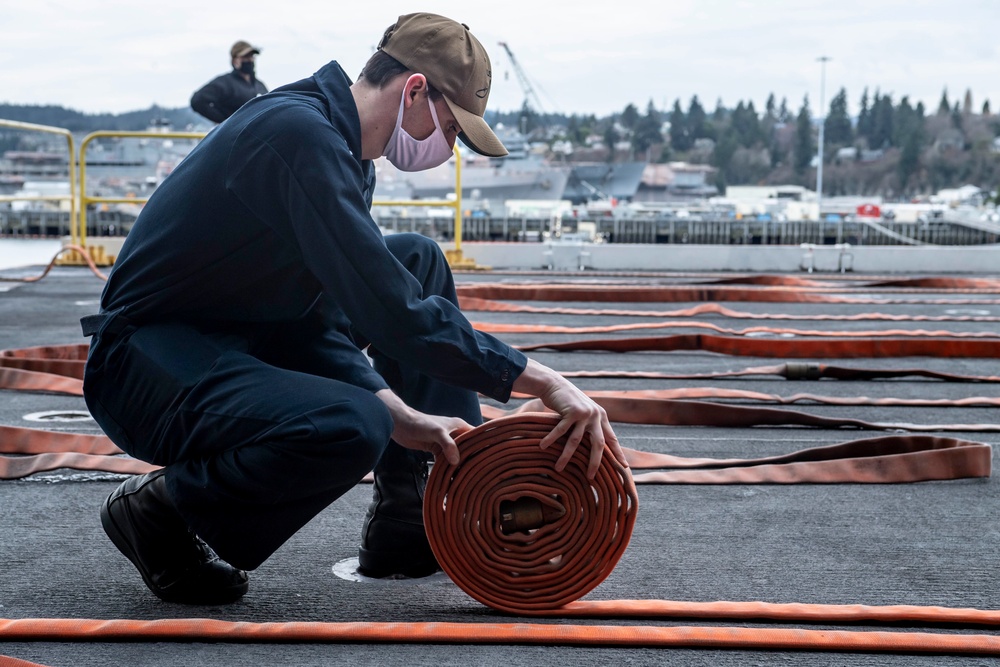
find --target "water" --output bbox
[0,238,64,271]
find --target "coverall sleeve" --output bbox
[226,106,526,402]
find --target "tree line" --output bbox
[496,87,1000,199]
[2,92,998,200]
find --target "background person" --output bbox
[190,40,268,123]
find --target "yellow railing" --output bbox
[3,122,481,269]
[0,119,77,243]
[77,130,207,252]
[371,144,483,269]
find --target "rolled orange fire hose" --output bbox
[424,413,637,614]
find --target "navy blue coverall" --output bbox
[83,61,527,571]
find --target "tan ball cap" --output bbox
[378,12,508,157]
[231,41,261,58]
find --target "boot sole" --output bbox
[357,544,441,578]
[101,486,248,604]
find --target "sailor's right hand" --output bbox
[511,358,627,479]
[375,389,470,465]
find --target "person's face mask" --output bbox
[239,60,255,76]
[383,88,453,172]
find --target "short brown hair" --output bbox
[357,48,442,102]
[358,49,408,88]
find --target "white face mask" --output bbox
[383,89,454,172]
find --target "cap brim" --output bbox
[235,48,260,57]
[442,96,507,158]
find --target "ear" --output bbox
[402,73,428,108]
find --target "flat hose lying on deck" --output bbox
[3,413,1000,660]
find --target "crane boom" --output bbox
[498,41,546,114]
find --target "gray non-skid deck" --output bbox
[1,264,999,667]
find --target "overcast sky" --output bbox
[2,0,997,120]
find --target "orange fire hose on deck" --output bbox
[2,618,1000,656]
[2,414,1000,659]
[3,272,1000,658]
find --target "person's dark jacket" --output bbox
[190,69,268,123]
[101,61,525,402]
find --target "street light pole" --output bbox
[816,55,831,222]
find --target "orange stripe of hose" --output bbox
[0,344,88,379]
[486,396,1000,432]
[459,296,1000,323]
[0,425,120,455]
[520,387,1000,408]
[1,618,999,655]
[474,319,1000,338]
[552,598,1000,624]
[517,334,1000,358]
[456,283,1000,304]
[0,367,82,395]
[424,413,637,614]
[0,453,158,480]
[559,364,1000,382]
[0,655,50,667]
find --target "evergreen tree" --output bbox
[765,93,777,120]
[566,115,585,145]
[824,87,853,146]
[856,88,873,144]
[963,89,973,115]
[898,131,921,192]
[951,103,964,131]
[778,97,791,123]
[895,96,925,191]
[632,101,663,156]
[892,96,917,147]
[713,98,726,123]
[711,131,739,189]
[938,88,951,115]
[984,99,992,116]
[745,101,761,146]
[603,122,618,163]
[621,103,640,130]
[793,95,814,174]
[688,95,707,139]
[870,91,894,148]
[668,99,691,151]
[731,101,761,148]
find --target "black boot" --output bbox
[100,469,249,604]
[357,442,440,578]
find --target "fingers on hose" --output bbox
[555,420,588,473]
[539,417,571,450]
[605,423,629,467]
[586,416,608,479]
[448,418,474,437]
[439,436,460,466]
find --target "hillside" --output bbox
[3,95,999,200]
